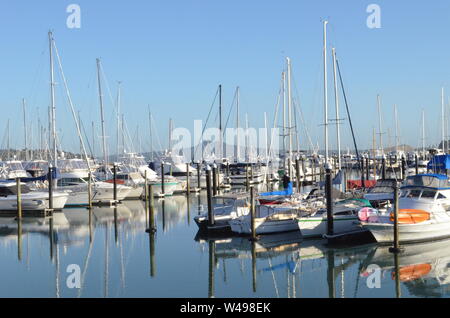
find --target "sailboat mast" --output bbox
[442,87,446,153]
[422,110,425,157]
[219,84,223,160]
[377,95,384,156]
[49,31,57,168]
[394,104,399,153]
[282,71,287,166]
[332,48,341,170]
[286,58,293,175]
[149,107,153,162]
[236,86,240,162]
[264,112,268,160]
[96,58,108,166]
[7,119,10,160]
[168,118,173,153]
[323,20,329,163]
[116,81,122,160]
[22,98,28,161]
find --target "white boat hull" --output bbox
[362,221,450,243]
[298,216,360,238]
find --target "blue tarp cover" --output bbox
[259,182,293,197]
[427,155,450,172]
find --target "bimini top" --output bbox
[402,174,450,190]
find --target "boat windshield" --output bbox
[0,184,31,196]
[403,175,450,189]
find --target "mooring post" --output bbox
[325,162,334,236]
[212,164,218,196]
[246,164,250,192]
[48,166,54,211]
[415,154,419,175]
[295,157,301,193]
[206,165,214,226]
[301,157,305,187]
[16,177,22,219]
[87,171,92,209]
[186,163,190,195]
[361,156,365,190]
[401,156,406,180]
[251,240,257,293]
[197,162,202,190]
[250,186,257,241]
[113,164,118,203]
[389,184,402,254]
[382,156,386,180]
[144,170,148,202]
[161,163,165,196]
[366,157,370,181]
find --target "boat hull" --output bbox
[298,216,360,238]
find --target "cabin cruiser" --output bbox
[229,202,303,235]
[361,174,450,243]
[57,159,132,206]
[0,181,68,210]
[297,198,372,239]
[194,193,250,230]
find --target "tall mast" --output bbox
[121,114,125,154]
[49,31,57,167]
[332,47,341,170]
[264,112,269,160]
[287,57,293,172]
[149,107,153,162]
[236,86,240,162]
[7,119,10,160]
[168,118,173,153]
[22,98,28,161]
[394,104,399,153]
[219,84,223,159]
[282,71,287,164]
[116,81,122,159]
[442,87,446,153]
[91,121,95,159]
[323,20,329,163]
[245,113,249,162]
[96,58,108,166]
[377,95,384,156]
[422,110,425,157]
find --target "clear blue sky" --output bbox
[1,0,450,155]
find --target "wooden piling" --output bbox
[206,166,214,226]
[186,163,190,195]
[325,163,334,236]
[415,154,419,175]
[113,165,117,202]
[87,171,92,209]
[212,164,218,196]
[16,177,22,219]
[48,166,54,210]
[250,186,257,241]
[295,158,301,193]
[161,163,165,195]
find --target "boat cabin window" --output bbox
[57,178,86,186]
[0,185,31,196]
[407,190,422,198]
[438,193,447,199]
[421,190,437,199]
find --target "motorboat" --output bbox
[194,193,250,231]
[297,198,372,239]
[0,181,68,211]
[361,174,450,243]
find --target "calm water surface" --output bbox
[0,188,448,298]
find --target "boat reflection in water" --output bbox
[361,239,450,297]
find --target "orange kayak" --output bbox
[390,209,430,224]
